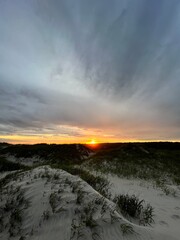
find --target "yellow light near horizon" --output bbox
[88,139,97,145]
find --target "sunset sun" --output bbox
[87,139,97,145]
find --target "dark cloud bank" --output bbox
[0,0,180,141]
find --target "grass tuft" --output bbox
[114,194,154,225]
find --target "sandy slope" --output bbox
[0,166,179,240]
[108,175,180,240]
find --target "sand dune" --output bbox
[0,166,179,240]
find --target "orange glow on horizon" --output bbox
[0,134,179,145]
[87,139,97,145]
[86,139,99,149]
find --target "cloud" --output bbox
[0,0,180,142]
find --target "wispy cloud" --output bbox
[0,0,180,143]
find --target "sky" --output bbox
[0,0,180,144]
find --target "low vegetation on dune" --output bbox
[0,166,145,240]
[51,165,154,226]
[113,194,154,226]
[1,142,179,187]
[0,143,93,165]
[0,142,179,239]
[85,142,180,188]
[0,156,29,172]
[0,174,30,237]
[52,165,111,199]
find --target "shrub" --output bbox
[113,194,154,225]
[49,192,58,213]
[114,194,144,218]
[76,189,84,205]
[140,204,154,225]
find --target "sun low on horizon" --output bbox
[87,139,97,145]
[86,139,98,146]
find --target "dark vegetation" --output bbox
[0,142,179,193]
[0,147,156,239]
[0,141,178,230]
[0,183,29,237]
[0,143,92,164]
[0,156,28,172]
[0,142,179,185]
[87,142,180,185]
[114,194,154,225]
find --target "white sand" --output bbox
[0,166,179,240]
[108,175,180,240]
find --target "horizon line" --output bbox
[1,140,180,146]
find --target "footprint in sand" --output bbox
[171,214,180,220]
[159,220,169,226]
